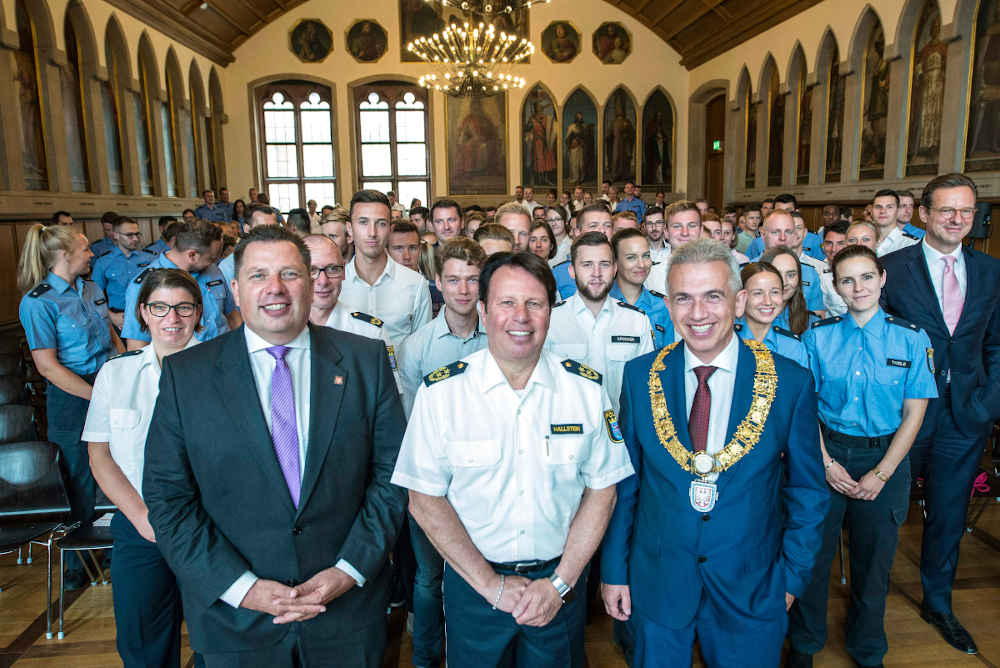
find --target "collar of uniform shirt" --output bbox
[243,322,311,356]
[46,272,79,294]
[921,237,964,271]
[432,306,483,341]
[570,291,614,317]
[479,349,555,393]
[142,335,201,371]
[346,253,396,287]
[682,330,739,377]
[841,307,886,336]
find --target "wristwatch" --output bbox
[548,573,575,603]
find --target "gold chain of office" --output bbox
[647,339,778,477]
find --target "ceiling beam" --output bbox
[657,0,727,39]
[206,2,252,36]
[634,0,656,15]
[102,0,234,65]
[645,0,687,27]
[238,0,267,23]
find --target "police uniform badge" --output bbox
[424,360,467,387]
[562,359,602,384]
[926,348,935,374]
[604,409,623,443]
[386,345,397,370]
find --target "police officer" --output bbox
[735,262,808,368]
[392,252,633,668]
[145,216,176,255]
[546,232,654,411]
[788,245,937,668]
[17,224,122,589]
[609,228,674,348]
[872,189,921,257]
[89,211,118,260]
[759,246,818,334]
[194,189,229,222]
[551,204,613,299]
[91,216,155,330]
[84,268,202,667]
[121,221,241,349]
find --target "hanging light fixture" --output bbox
[408,0,545,97]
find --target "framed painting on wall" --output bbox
[446,93,508,195]
[563,88,597,190]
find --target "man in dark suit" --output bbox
[144,224,407,667]
[601,239,829,667]
[880,173,1000,655]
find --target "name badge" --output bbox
[206,279,224,287]
[94,298,107,306]
[654,324,665,333]
[886,358,911,368]
[801,280,811,286]
[551,423,583,435]
[611,335,640,343]
[137,262,150,268]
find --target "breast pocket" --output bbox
[445,439,502,528]
[109,408,142,432]
[546,435,586,467]
[446,439,502,468]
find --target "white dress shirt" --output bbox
[324,301,402,393]
[339,254,432,346]
[391,348,634,563]
[922,239,967,313]
[82,338,200,497]
[649,243,671,264]
[683,333,739,483]
[220,325,362,608]
[645,258,669,293]
[799,252,845,315]
[549,236,572,267]
[876,226,920,257]
[545,293,654,411]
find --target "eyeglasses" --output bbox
[929,207,977,219]
[119,232,142,238]
[144,301,198,317]
[309,264,345,279]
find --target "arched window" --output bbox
[163,51,184,197]
[135,44,156,195]
[764,63,783,187]
[823,39,845,183]
[257,81,337,211]
[745,85,757,189]
[354,82,430,207]
[14,0,48,190]
[62,13,90,192]
[103,21,127,194]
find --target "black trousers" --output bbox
[201,621,386,668]
[909,389,987,613]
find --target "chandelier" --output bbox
[408,0,545,97]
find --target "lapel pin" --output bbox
[334,376,344,385]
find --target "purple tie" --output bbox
[266,345,300,507]
[941,255,963,335]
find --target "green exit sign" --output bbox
[712,140,722,151]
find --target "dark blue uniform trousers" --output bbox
[788,436,910,666]
[110,512,185,667]
[443,561,587,668]
[909,388,987,614]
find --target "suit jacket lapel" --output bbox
[957,246,984,334]
[660,343,691,451]
[297,324,346,515]
[723,339,754,447]
[214,326,295,515]
[905,246,948,336]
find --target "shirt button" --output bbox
[855,371,861,376]
[292,525,302,536]
[702,514,711,521]
[519,529,526,535]
[518,449,524,455]
[698,556,707,563]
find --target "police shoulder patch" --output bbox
[108,349,143,362]
[811,315,842,328]
[28,283,51,298]
[562,359,602,384]
[133,267,153,284]
[423,360,467,387]
[773,325,801,341]
[351,311,384,328]
[648,289,666,298]
[616,300,645,314]
[604,409,624,443]
[885,315,919,331]
[926,348,935,374]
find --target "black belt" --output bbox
[108,307,124,313]
[820,423,894,449]
[488,556,560,574]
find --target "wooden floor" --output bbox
[2,502,999,668]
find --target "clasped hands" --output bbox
[240,566,357,624]
[485,573,564,627]
[825,461,886,501]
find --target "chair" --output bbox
[0,405,36,445]
[0,441,71,598]
[0,353,23,377]
[0,374,27,405]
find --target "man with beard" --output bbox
[545,232,653,411]
[552,204,614,299]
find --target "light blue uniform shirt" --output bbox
[902,222,926,239]
[609,282,675,349]
[734,317,809,368]
[89,237,115,266]
[772,307,820,332]
[747,234,825,262]
[194,203,230,222]
[803,309,938,437]
[552,260,576,300]
[747,250,825,312]
[121,253,236,343]
[397,307,488,416]
[218,253,236,285]
[145,239,170,255]
[614,197,646,221]
[19,272,115,375]
[91,246,156,310]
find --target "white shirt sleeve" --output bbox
[397,333,422,418]
[335,558,366,587]
[578,386,635,490]
[220,570,259,608]
[391,385,451,496]
[81,364,113,443]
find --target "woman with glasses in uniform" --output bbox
[787,245,937,668]
[18,224,123,589]
[84,269,202,668]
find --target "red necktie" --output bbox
[689,366,717,452]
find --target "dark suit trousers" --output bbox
[909,388,987,613]
[201,621,386,668]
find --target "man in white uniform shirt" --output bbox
[338,190,432,346]
[872,189,921,257]
[546,232,654,411]
[392,251,633,668]
[644,206,669,263]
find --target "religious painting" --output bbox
[745,98,757,189]
[290,19,333,63]
[825,55,845,182]
[593,22,631,64]
[796,84,812,185]
[542,21,580,63]
[400,0,444,62]
[563,88,597,189]
[14,3,47,191]
[604,87,636,184]
[641,89,674,188]
[61,34,89,192]
[347,20,388,63]
[522,85,558,188]
[446,93,507,195]
[100,81,124,194]
[132,91,154,196]
[906,2,946,176]
[860,23,889,180]
[767,72,784,187]
[965,0,1000,171]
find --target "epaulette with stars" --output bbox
[28,283,51,298]
[350,311,384,328]
[423,360,467,387]
[811,315,842,328]
[133,267,153,284]
[561,359,602,384]
[552,299,567,308]
[648,289,666,299]
[885,315,919,331]
[773,325,801,341]
[107,349,143,362]
[616,300,645,314]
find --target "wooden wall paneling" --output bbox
[0,225,20,323]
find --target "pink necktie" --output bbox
[941,255,963,335]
